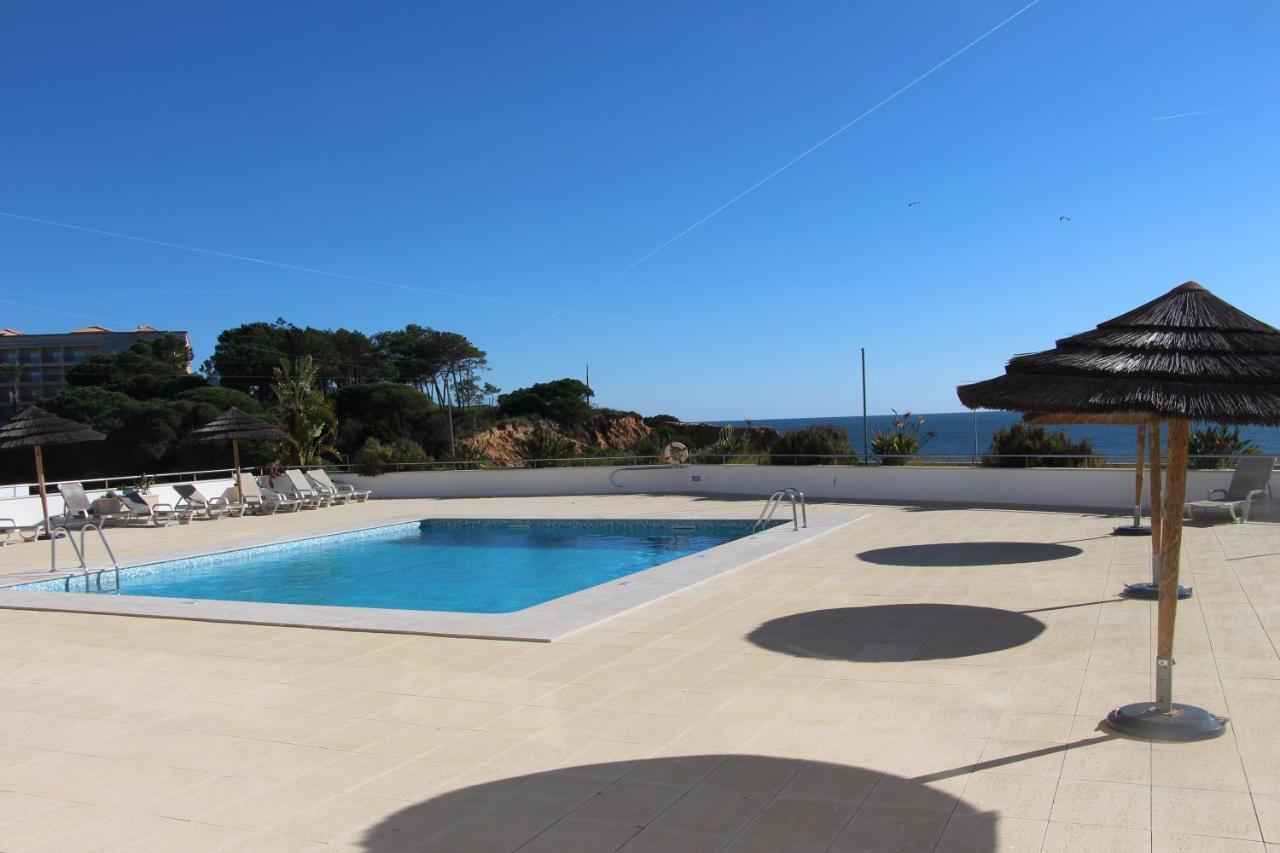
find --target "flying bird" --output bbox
[907,201,923,207]
[1059,215,1071,222]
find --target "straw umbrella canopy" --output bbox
[187,407,284,498]
[959,281,1280,741]
[0,406,105,535]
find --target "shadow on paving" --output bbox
[856,541,1082,566]
[747,604,1045,661]
[358,754,996,852]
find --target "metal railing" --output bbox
[318,453,1274,474]
[47,522,120,588]
[2,454,1272,498]
[755,488,807,532]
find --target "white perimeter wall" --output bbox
[1,465,1243,525]
[0,478,237,527]
[331,464,1239,513]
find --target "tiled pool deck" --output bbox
[0,495,1276,851]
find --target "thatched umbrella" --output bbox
[187,407,284,498]
[959,281,1280,741]
[0,406,105,535]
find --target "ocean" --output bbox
[710,412,1280,460]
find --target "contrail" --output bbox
[0,296,120,325]
[1151,106,1238,122]
[0,210,613,320]
[503,0,1044,346]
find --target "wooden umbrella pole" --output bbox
[1156,419,1189,713]
[1133,424,1146,528]
[1149,423,1162,570]
[33,445,50,534]
[232,439,243,499]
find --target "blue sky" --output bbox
[2,1,1277,420]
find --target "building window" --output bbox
[73,350,89,363]
[42,348,62,363]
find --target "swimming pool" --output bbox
[15,519,773,613]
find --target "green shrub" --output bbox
[389,439,428,465]
[1188,424,1258,469]
[353,437,393,475]
[871,410,935,466]
[498,379,592,430]
[769,424,852,466]
[984,423,1096,467]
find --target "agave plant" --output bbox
[270,356,341,466]
[517,421,577,468]
[1188,423,1258,470]
[871,410,935,466]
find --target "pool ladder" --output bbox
[49,523,121,592]
[754,488,807,532]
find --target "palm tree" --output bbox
[270,356,340,466]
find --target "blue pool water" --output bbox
[16,519,767,613]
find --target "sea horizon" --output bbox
[709,411,1280,457]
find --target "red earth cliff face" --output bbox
[461,415,653,466]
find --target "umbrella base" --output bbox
[1113,524,1151,536]
[1122,582,1192,600]
[1106,702,1227,741]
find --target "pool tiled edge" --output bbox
[0,514,867,641]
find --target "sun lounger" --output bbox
[240,477,300,514]
[173,484,241,519]
[306,468,370,503]
[302,470,351,505]
[283,469,332,508]
[257,478,305,513]
[1185,455,1275,523]
[52,482,97,529]
[263,474,322,509]
[118,491,187,526]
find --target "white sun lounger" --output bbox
[306,468,370,503]
[174,484,244,519]
[241,477,301,514]
[284,469,332,508]
[1185,455,1275,523]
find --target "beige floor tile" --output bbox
[1041,821,1150,853]
[961,772,1058,820]
[1151,748,1250,792]
[936,814,1046,852]
[1061,740,1152,784]
[1050,778,1151,830]
[1152,833,1266,852]
[1151,786,1263,841]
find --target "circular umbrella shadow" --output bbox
[748,604,1045,661]
[857,541,1082,567]
[358,754,995,852]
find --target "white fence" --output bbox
[331,463,1240,512]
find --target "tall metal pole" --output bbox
[860,348,868,464]
[585,364,591,407]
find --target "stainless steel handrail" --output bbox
[49,525,86,575]
[78,523,120,591]
[754,488,806,532]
